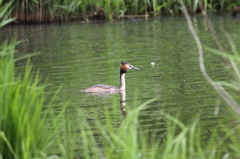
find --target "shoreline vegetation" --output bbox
[1,0,240,23]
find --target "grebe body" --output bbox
[80,62,139,93]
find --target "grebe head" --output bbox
[120,62,140,73]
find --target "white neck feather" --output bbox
[119,73,126,90]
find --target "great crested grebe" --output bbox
[80,62,140,92]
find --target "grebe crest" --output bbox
[80,62,140,93]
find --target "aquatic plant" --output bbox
[0,41,48,158]
[0,0,14,27]
[206,42,240,93]
[0,4,53,157]
[2,0,240,23]
[54,97,240,159]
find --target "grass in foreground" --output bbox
[0,41,52,158]
[53,98,240,159]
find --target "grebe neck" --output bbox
[119,73,126,91]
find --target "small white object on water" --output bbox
[151,62,155,67]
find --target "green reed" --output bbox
[0,0,14,27]
[205,45,240,93]
[0,3,50,158]
[2,0,240,23]
[54,97,240,159]
[0,5,57,157]
[0,41,49,158]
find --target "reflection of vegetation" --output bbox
[2,0,240,22]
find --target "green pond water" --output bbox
[1,15,240,153]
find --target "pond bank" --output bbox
[3,0,240,23]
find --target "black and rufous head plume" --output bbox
[120,62,140,73]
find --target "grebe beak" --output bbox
[130,65,140,70]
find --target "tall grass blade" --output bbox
[0,132,16,158]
